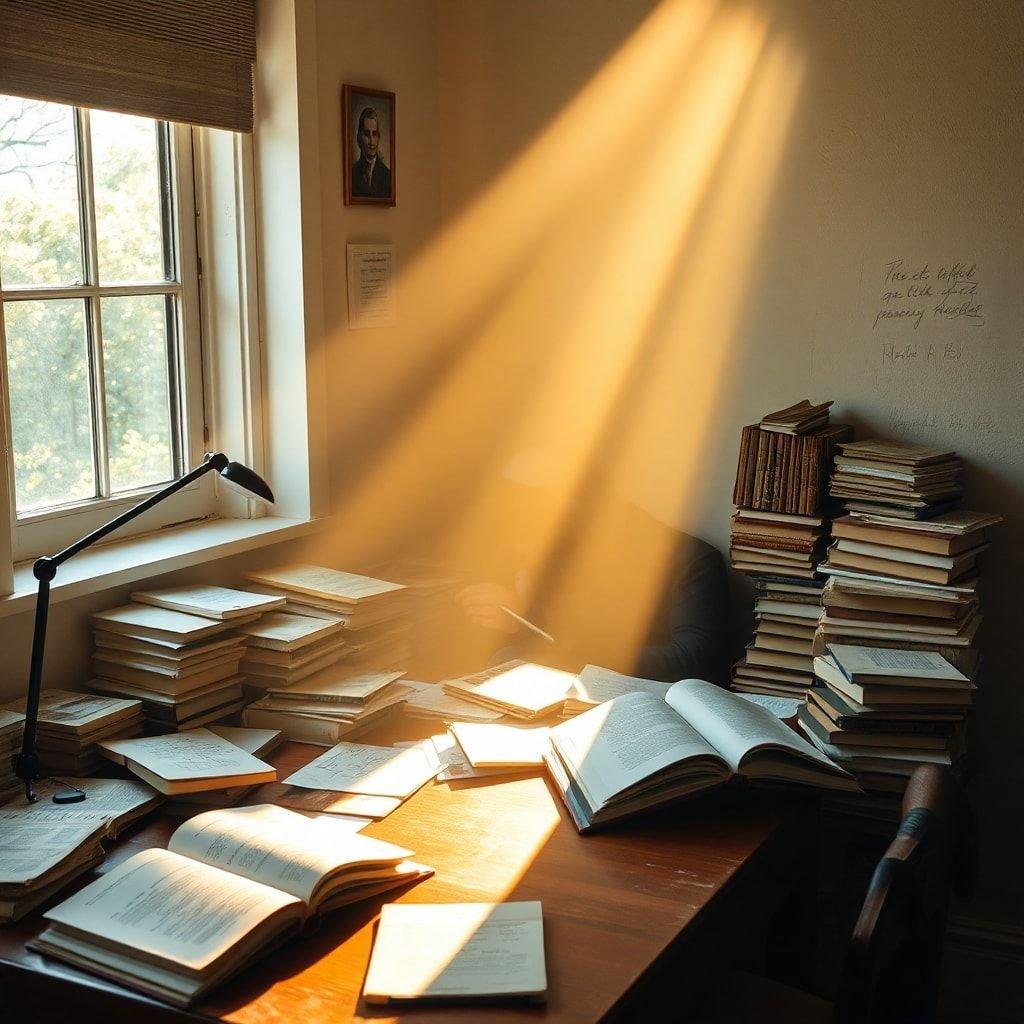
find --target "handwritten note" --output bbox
[872,258,984,333]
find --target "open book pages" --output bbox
[283,740,440,799]
[566,665,673,715]
[245,564,406,603]
[401,680,505,722]
[31,804,432,1007]
[131,585,286,620]
[449,723,551,769]
[364,901,546,1003]
[546,680,856,831]
[98,728,277,795]
[443,662,577,720]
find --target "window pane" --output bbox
[91,110,168,283]
[102,294,175,493]
[4,299,95,512]
[0,95,83,287]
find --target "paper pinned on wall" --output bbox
[347,243,396,328]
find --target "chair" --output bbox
[695,765,966,1024]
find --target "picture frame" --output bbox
[343,84,396,207]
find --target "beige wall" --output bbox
[428,0,1024,930]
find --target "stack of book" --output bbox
[799,644,972,792]
[246,565,412,672]
[442,662,577,721]
[88,603,252,732]
[829,439,964,518]
[237,611,347,696]
[243,667,411,745]
[729,401,851,699]
[817,510,998,682]
[0,710,25,800]
[0,691,143,775]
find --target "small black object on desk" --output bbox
[13,453,274,804]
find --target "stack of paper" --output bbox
[0,776,162,922]
[829,439,964,518]
[243,667,409,745]
[442,662,576,720]
[0,690,143,774]
[0,710,25,800]
[237,611,347,695]
[89,603,250,731]
[800,645,972,792]
[401,680,506,723]
[246,564,411,671]
[98,728,277,795]
[363,902,547,1004]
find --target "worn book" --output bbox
[245,564,406,604]
[131,585,286,620]
[544,679,855,832]
[98,728,277,795]
[238,611,345,651]
[443,661,577,720]
[31,804,432,1006]
[363,902,546,1004]
[91,603,252,643]
[449,723,551,769]
[814,655,972,708]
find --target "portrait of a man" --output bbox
[343,85,396,206]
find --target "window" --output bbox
[0,94,206,558]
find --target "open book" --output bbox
[544,679,856,831]
[31,804,432,1007]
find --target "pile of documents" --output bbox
[0,690,143,774]
[799,644,972,792]
[237,611,347,695]
[0,776,161,922]
[243,666,411,745]
[828,439,964,518]
[442,662,577,721]
[0,710,25,800]
[88,599,260,732]
[247,564,412,672]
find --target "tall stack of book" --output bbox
[243,667,411,745]
[0,691,143,775]
[246,565,412,673]
[805,437,1001,792]
[799,644,972,793]
[729,401,852,698]
[88,602,256,733]
[237,612,347,697]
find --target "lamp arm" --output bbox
[48,454,227,570]
[14,452,228,802]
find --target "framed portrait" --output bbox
[343,84,396,207]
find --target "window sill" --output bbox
[0,515,327,621]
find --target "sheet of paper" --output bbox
[167,803,412,903]
[100,728,275,783]
[735,693,804,720]
[132,585,285,617]
[363,901,546,1001]
[449,723,551,768]
[43,847,301,972]
[573,665,673,706]
[283,741,438,798]
[246,564,405,602]
[269,786,401,819]
[209,726,282,756]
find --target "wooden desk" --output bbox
[1,735,814,1023]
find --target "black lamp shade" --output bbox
[219,461,275,503]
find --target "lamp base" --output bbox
[13,751,87,803]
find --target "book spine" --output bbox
[732,425,754,507]
[752,429,770,509]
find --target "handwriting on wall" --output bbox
[872,258,984,332]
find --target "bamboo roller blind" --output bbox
[0,0,257,132]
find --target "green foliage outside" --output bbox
[0,97,176,513]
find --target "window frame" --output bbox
[0,106,213,562]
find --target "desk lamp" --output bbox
[13,452,274,803]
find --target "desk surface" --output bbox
[1,729,812,1024]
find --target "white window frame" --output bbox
[0,109,214,562]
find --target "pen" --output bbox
[499,606,555,644]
